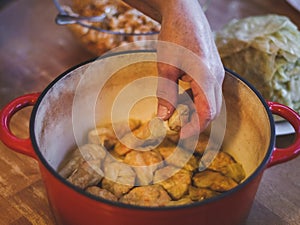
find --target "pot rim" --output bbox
[29,50,276,210]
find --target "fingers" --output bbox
[156,62,182,120]
[180,94,211,139]
[179,83,211,139]
[179,72,223,139]
[156,65,223,138]
[157,69,223,138]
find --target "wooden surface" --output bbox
[0,0,299,224]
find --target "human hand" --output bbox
[155,0,224,138]
[122,0,225,138]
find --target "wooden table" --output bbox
[0,0,299,224]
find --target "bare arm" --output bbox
[123,0,225,138]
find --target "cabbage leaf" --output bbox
[215,14,300,113]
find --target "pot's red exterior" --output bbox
[39,160,263,225]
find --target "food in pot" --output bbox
[167,196,194,206]
[67,161,103,189]
[86,186,118,201]
[158,146,199,172]
[120,117,166,151]
[167,104,190,132]
[192,170,237,192]
[58,104,245,207]
[124,149,164,186]
[88,119,141,150]
[101,178,133,198]
[154,166,192,200]
[65,0,160,55]
[188,186,219,201]
[119,185,171,206]
[215,14,300,113]
[59,143,106,189]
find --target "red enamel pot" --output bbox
[0,51,299,225]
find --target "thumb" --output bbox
[156,63,181,120]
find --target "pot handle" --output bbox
[0,93,40,159]
[267,101,300,167]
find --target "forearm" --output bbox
[122,0,202,23]
[124,0,224,137]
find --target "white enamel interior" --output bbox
[33,52,271,179]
